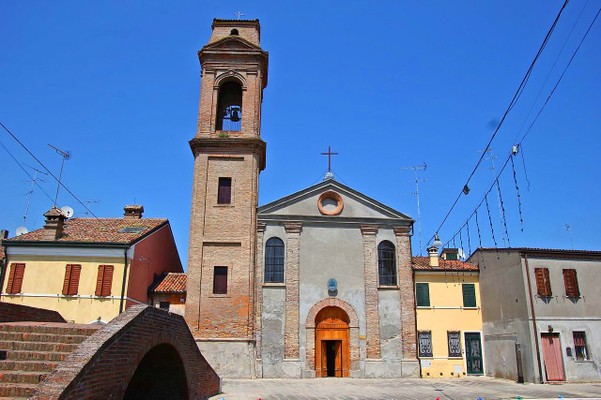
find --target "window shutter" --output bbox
[563,269,579,297]
[69,265,81,295]
[96,265,114,296]
[101,265,113,296]
[6,263,25,294]
[217,178,232,204]
[213,266,228,294]
[534,267,551,296]
[62,265,73,295]
[415,283,430,307]
[462,283,477,307]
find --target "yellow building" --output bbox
[413,247,484,378]
[1,205,183,324]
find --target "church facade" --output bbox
[185,19,419,378]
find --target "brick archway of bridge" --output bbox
[31,305,220,399]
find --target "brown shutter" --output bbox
[101,265,114,296]
[534,267,551,296]
[563,269,579,297]
[62,265,73,295]
[7,263,26,294]
[95,265,104,296]
[69,265,81,295]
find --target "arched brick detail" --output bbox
[305,298,360,374]
[31,305,220,399]
[305,298,359,328]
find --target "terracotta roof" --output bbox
[412,256,478,271]
[149,273,186,294]
[4,218,167,245]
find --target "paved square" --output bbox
[209,377,601,400]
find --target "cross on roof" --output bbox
[321,145,338,173]
[234,11,244,20]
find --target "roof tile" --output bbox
[413,256,478,271]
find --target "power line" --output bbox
[0,121,98,218]
[428,0,571,244]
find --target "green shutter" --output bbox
[463,283,476,307]
[415,283,430,307]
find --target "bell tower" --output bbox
[186,19,268,377]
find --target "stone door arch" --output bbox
[306,298,359,377]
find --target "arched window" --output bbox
[216,81,242,131]
[378,240,397,286]
[265,237,284,283]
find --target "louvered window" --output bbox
[415,283,430,307]
[95,265,114,297]
[62,264,82,296]
[534,267,552,297]
[6,263,25,294]
[265,237,284,283]
[213,266,228,294]
[563,269,580,298]
[378,240,397,286]
[217,177,232,204]
[462,283,477,307]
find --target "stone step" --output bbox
[0,340,78,353]
[0,371,46,385]
[0,360,59,372]
[0,331,90,344]
[0,322,100,337]
[2,350,67,362]
[0,383,36,398]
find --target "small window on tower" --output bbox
[216,81,242,131]
[218,177,232,204]
[230,29,239,35]
[213,267,228,294]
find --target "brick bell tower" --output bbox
[186,19,268,377]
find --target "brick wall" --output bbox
[284,222,302,359]
[395,226,417,359]
[31,305,220,399]
[361,225,381,359]
[0,302,66,323]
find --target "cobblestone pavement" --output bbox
[208,377,601,400]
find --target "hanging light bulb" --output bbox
[433,233,443,248]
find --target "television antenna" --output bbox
[21,163,48,226]
[48,144,71,207]
[565,224,574,250]
[402,162,428,255]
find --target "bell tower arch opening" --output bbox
[315,306,351,377]
[216,80,243,131]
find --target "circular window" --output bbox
[317,191,344,216]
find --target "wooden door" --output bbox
[315,307,350,377]
[465,332,484,375]
[541,333,565,381]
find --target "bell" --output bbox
[230,107,240,122]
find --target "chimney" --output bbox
[441,248,459,261]
[42,207,67,240]
[1,230,8,240]
[124,205,144,220]
[427,246,439,268]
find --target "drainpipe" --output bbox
[523,254,544,383]
[119,248,129,314]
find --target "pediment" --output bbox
[258,180,413,223]
[202,36,261,51]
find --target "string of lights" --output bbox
[426,0,571,248]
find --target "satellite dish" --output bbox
[16,226,28,236]
[61,206,74,218]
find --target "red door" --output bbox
[541,333,565,381]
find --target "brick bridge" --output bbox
[0,303,220,399]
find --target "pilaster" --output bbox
[394,226,417,360]
[284,222,302,359]
[361,224,381,359]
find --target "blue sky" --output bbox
[2,1,599,267]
